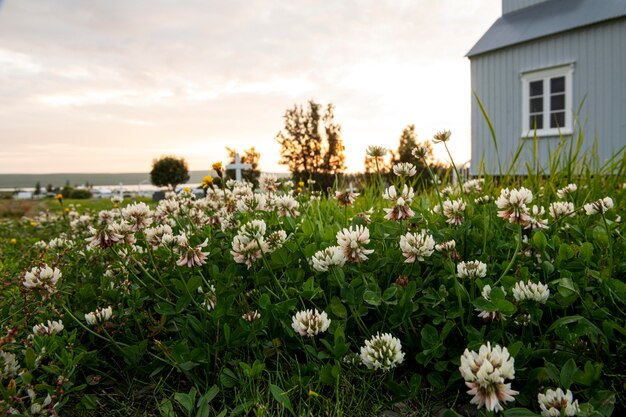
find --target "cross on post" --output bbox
[226,153,252,181]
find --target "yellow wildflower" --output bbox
[55,194,63,200]
[212,162,223,171]
[298,181,304,188]
[202,174,213,188]
[30,221,37,227]
[183,187,191,193]
[10,238,17,244]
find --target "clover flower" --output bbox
[556,184,577,199]
[538,388,580,417]
[526,205,548,230]
[111,195,124,205]
[382,185,415,221]
[496,187,533,225]
[274,195,300,217]
[399,230,435,263]
[336,225,374,262]
[231,234,267,268]
[366,145,387,158]
[393,162,417,177]
[85,306,113,325]
[549,202,575,220]
[122,202,153,231]
[463,179,484,194]
[512,280,550,304]
[259,173,280,193]
[176,237,209,267]
[266,230,287,252]
[583,197,613,215]
[236,193,267,213]
[476,195,492,204]
[459,342,518,412]
[359,332,405,371]
[311,246,347,271]
[435,240,456,252]
[242,310,261,322]
[433,130,452,143]
[412,144,429,159]
[23,265,61,295]
[144,224,174,248]
[0,351,20,379]
[199,284,217,310]
[443,199,466,225]
[457,260,487,279]
[33,320,64,336]
[335,190,359,206]
[291,309,330,337]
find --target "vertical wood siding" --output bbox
[470,19,626,175]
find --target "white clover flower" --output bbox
[111,195,124,204]
[335,190,359,206]
[475,195,492,204]
[457,260,487,279]
[121,202,153,231]
[556,183,577,199]
[240,219,267,240]
[549,202,576,220]
[291,309,331,337]
[176,238,209,267]
[360,332,405,371]
[0,351,20,379]
[266,230,287,252]
[23,265,61,295]
[463,179,484,194]
[435,240,456,252]
[459,342,518,412]
[383,185,415,221]
[512,280,550,304]
[584,197,613,215]
[231,234,267,268]
[311,246,347,272]
[538,388,580,417]
[85,306,113,325]
[259,173,280,193]
[366,145,387,158]
[144,224,174,248]
[242,310,261,322]
[32,320,64,336]
[496,187,533,225]
[336,225,374,262]
[526,205,548,230]
[393,162,417,177]
[442,199,466,225]
[399,230,435,263]
[236,193,267,213]
[274,195,300,217]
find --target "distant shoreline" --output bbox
[0,171,291,189]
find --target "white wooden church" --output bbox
[467,0,626,175]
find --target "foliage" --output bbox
[1,135,626,416]
[275,100,346,190]
[150,155,190,190]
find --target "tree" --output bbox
[275,100,347,188]
[225,146,261,187]
[150,155,190,190]
[395,124,419,164]
[34,182,41,195]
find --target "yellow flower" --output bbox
[113,203,119,209]
[64,207,70,212]
[202,174,213,188]
[308,389,320,398]
[298,181,304,188]
[212,162,223,171]
[30,221,37,227]
[297,187,303,193]
[55,194,63,200]
[10,238,17,244]
[183,187,191,193]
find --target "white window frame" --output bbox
[521,64,574,137]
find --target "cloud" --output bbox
[0,0,500,173]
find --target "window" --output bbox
[521,65,573,137]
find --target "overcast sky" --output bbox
[0,0,500,174]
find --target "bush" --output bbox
[68,189,92,199]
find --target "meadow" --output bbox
[0,149,625,417]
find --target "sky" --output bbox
[0,0,501,174]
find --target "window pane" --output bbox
[551,76,565,93]
[530,80,543,96]
[530,97,543,112]
[551,112,565,128]
[551,94,565,110]
[530,114,543,130]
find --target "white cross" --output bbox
[226,153,252,181]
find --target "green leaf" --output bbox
[159,399,176,417]
[421,324,439,349]
[329,297,347,319]
[363,290,382,306]
[532,231,547,252]
[579,242,594,261]
[558,243,575,261]
[174,387,197,415]
[557,277,577,298]
[219,368,238,388]
[258,293,270,309]
[560,358,577,389]
[196,385,219,417]
[269,384,294,414]
[495,299,517,315]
